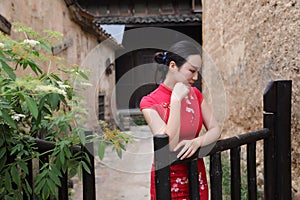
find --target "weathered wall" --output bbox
[0,0,116,128]
[203,0,299,195]
[79,42,116,130]
[0,0,97,65]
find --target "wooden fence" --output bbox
[154,80,292,200]
[23,80,291,200]
[23,131,95,200]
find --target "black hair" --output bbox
[154,40,202,82]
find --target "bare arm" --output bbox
[142,83,189,150]
[141,96,182,150]
[175,99,221,159]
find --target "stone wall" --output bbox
[202,0,299,195]
[0,0,117,130]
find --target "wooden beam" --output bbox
[0,14,11,35]
[51,38,73,55]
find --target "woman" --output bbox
[140,40,221,199]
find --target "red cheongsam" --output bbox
[140,83,209,200]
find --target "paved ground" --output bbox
[71,126,153,200]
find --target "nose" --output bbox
[192,72,198,81]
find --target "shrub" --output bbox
[0,23,129,200]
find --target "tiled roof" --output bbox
[93,14,202,25]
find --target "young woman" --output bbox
[140,40,221,199]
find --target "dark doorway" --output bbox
[115,25,202,110]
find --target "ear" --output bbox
[169,61,177,71]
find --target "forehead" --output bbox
[186,54,202,69]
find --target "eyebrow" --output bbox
[188,62,201,69]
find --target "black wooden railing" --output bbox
[154,80,292,200]
[24,131,95,200]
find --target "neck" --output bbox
[163,77,176,90]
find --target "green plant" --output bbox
[97,120,130,160]
[220,151,263,200]
[0,23,129,200]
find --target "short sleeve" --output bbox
[139,95,155,111]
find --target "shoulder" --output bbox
[139,87,161,110]
[140,95,155,110]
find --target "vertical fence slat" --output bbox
[274,81,292,199]
[188,159,200,200]
[58,170,68,200]
[154,134,171,200]
[230,146,241,200]
[263,113,275,199]
[247,142,257,200]
[83,131,96,200]
[210,152,222,200]
[263,80,292,199]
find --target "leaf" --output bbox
[81,161,91,174]
[48,171,61,187]
[10,165,21,185]
[0,155,7,171]
[18,160,29,174]
[24,179,33,197]
[0,110,17,129]
[98,141,106,160]
[27,59,42,75]
[50,164,62,178]
[46,178,58,198]
[40,41,52,53]
[34,177,46,194]
[5,170,12,192]
[42,180,50,199]
[59,151,65,164]
[0,60,16,80]
[0,147,6,159]
[116,147,122,159]
[48,93,60,110]
[79,71,89,80]
[25,96,39,119]
[50,73,62,81]
[63,146,71,158]
[119,142,126,151]
[78,132,86,145]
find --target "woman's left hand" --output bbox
[174,138,201,160]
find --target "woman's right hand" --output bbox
[171,82,190,101]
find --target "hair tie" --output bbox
[162,52,168,64]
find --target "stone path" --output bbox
[71,126,153,200]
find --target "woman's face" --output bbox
[175,54,202,86]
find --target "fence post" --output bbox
[263,80,292,199]
[210,152,222,200]
[82,130,96,200]
[188,160,200,200]
[154,134,171,200]
[58,170,68,200]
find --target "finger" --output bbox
[177,145,189,158]
[187,149,196,158]
[174,141,184,151]
[180,148,192,160]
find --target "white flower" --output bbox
[57,81,71,89]
[80,82,93,87]
[36,85,67,96]
[12,113,26,121]
[23,39,40,47]
[0,42,5,48]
